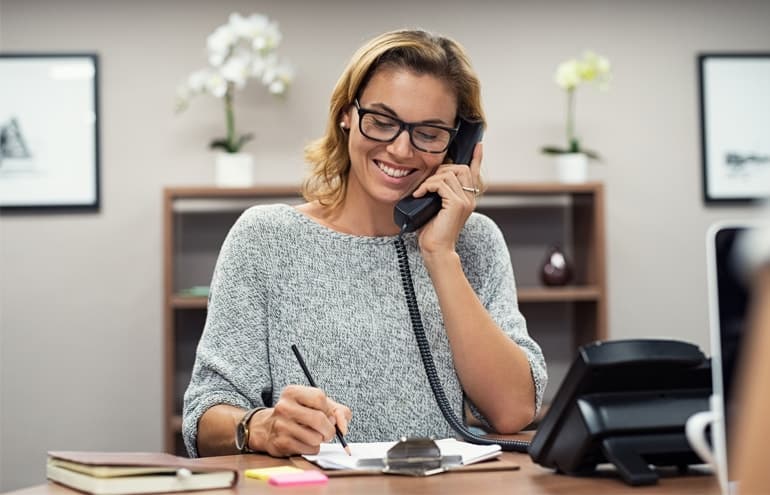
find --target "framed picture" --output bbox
[699,53,770,204]
[0,53,100,210]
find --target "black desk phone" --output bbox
[393,118,484,233]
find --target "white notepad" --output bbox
[303,438,502,470]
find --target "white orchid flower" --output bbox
[268,80,286,95]
[594,56,611,91]
[267,63,294,94]
[555,59,580,90]
[245,13,270,36]
[263,21,282,50]
[207,25,236,66]
[187,69,209,93]
[253,53,278,79]
[220,53,250,89]
[262,66,277,87]
[203,71,228,98]
[227,13,250,38]
[250,54,266,78]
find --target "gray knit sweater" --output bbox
[182,204,547,457]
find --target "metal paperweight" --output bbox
[383,438,462,477]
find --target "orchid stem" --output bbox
[224,84,236,152]
[566,88,577,152]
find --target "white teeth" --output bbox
[376,161,412,178]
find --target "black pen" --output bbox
[291,344,351,456]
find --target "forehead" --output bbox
[358,66,457,123]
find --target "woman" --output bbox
[183,29,547,458]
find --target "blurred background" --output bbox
[1,0,768,490]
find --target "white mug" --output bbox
[685,395,729,495]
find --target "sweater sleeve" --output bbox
[182,208,270,457]
[461,214,548,424]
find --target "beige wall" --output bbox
[1,0,768,490]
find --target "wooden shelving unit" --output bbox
[162,183,606,455]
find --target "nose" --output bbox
[386,128,414,158]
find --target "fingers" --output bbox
[413,142,483,200]
[284,385,339,438]
[469,142,483,183]
[264,385,351,457]
[328,399,353,435]
[412,166,477,205]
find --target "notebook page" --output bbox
[303,439,501,470]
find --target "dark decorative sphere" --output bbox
[540,246,573,286]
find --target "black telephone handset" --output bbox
[393,119,484,233]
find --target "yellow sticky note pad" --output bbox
[245,466,304,481]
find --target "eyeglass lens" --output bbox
[358,112,453,153]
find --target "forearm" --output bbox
[196,404,244,457]
[423,251,536,432]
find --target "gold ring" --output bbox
[461,186,480,195]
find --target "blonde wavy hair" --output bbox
[302,29,486,208]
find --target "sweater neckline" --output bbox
[279,204,418,244]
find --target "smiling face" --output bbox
[341,66,458,210]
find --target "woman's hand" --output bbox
[411,142,483,256]
[251,385,352,457]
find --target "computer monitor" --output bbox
[704,222,754,493]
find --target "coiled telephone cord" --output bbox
[394,234,530,453]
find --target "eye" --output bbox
[370,115,398,130]
[415,128,440,141]
[414,126,449,143]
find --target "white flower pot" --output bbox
[555,153,588,184]
[215,152,255,187]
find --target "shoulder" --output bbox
[218,204,304,254]
[456,213,509,275]
[236,203,297,228]
[459,212,506,247]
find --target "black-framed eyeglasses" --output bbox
[354,99,458,153]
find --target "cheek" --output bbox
[350,133,374,159]
[424,154,447,174]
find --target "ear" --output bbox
[340,102,357,130]
[339,111,352,130]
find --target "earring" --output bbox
[339,122,347,130]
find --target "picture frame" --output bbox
[0,53,100,210]
[699,53,770,204]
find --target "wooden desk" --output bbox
[4,451,719,495]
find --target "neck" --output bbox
[330,203,400,237]
[305,189,400,237]
[342,183,403,236]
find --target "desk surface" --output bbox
[5,450,718,495]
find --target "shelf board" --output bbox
[170,415,182,433]
[484,182,602,194]
[172,288,600,308]
[517,286,601,302]
[171,296,208,309]
[166,185,301,198]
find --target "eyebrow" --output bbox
[366,101,452,126]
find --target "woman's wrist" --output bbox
[246,407,273,453]
[421,249,461,272]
